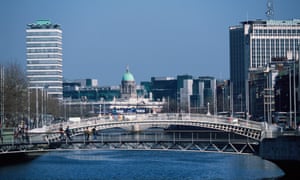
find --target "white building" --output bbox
[26,20,63,99]
[230,19,300,113]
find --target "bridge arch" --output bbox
[45,114,264,142]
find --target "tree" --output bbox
[1,61,28,127]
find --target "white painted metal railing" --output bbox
[41,113,265,141]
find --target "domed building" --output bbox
[121,67,137,99]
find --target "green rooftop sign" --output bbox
[36,20,51,25]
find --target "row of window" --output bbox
[27,54,62,59]
[29,82,62,87]
[26,37,61,42]
[28,71,61,75]
[27,60,62,64]
[27,43,62,48]
[27,66,62,70]
[253,29,300,36]
[27,49,62,53]
[251,38,300,46]
[29,85,63,92]
[26,31,62,36]
[28,77,63,81]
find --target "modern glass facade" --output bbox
[26,20,63,99]
[150,77,177,102]
[230,19,300,113]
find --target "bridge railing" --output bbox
[43,113,264,134]
[20,113,268,146]
[144,113,264,130]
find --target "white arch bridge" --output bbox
[0,113,270,156]
[44,113,266,142]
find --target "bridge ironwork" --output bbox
[0,113,265,156]
[44,113,265,142]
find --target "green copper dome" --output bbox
[122,67,135,81]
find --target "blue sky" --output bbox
[0,0,299,86]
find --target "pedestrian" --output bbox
[24,125,30,143]
[84,127,90,141]
[65,126,72,141]
[14,126,21,143]
[92,127,97,140]
[0,123,3,144]
[0,128,3,144]
[59,124,64,140]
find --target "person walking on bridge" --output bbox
[0,124,3,144]
[84,127,90,142]
[0,123,3,144]
[65,126,72,142]
[92,126,97,140]
[59,124,65,141]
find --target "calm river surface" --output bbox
[0,150,284,180]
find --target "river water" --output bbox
[0,150,284,180]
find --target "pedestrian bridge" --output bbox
[42,113,265,143]
[0,113,270,156]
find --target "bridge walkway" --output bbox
[41,113,265,143]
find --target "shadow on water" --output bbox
[0,152,40,166]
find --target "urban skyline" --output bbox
[0,0,300,86]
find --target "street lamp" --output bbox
[41,85,49,126]
[35,87,39,128]
[0,65,4,137]
[222,87,225,112]
[207,102,211,116]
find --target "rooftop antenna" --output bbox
[265,0,274,20]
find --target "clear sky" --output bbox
[0,0,299,86]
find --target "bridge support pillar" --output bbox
[260,136,300,178]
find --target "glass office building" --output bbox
[230,19,300,113]
[26,20,63,99]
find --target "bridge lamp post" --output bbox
[40,85,48,127]
[238,94,242,113]
[64,99,66,121]
[99,104,102,117]
[288,63,292,127]
[294,50,298,129]
[290,59,297,129]
[207,102,211,116]
[222,87,225,112]
[0,65,4,136]
[285,59,296,129]
[27,88,35,129]
[44,85,48,126]
[35,87,39,128]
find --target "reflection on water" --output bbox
[0,150,284,180]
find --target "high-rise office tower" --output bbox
[26,20,63,99]
[230,19,300,114]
